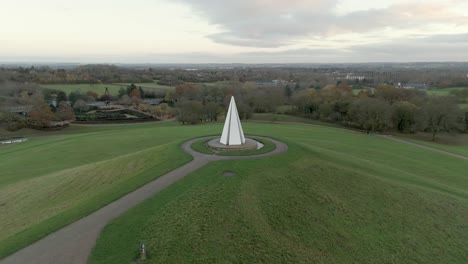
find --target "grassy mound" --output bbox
[89,123,468,263]
[0,122,219,258]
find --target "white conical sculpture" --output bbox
[220,96,246,145]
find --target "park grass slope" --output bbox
[0,123,221,258]
[90,123,468,263]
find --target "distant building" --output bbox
[345,74,366,81]
[400,83,427,89]
[272,79,288,85]
[256,79,287,86]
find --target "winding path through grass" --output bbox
[0,137,287,264]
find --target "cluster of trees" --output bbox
[171,82,256,124]
[26,101,57,128]
[167,81,466,140]
[0,82,75,131]
[292,85,466,140]
[137,103,174,120]
[28,101,75,128]
[0,65,154,84]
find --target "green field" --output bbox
[41,84,125,96]
[203,81,231,87]
[352,88,366,94]
[84,123,466,263]
[251,113,468,157]
[1,122,467,262]
[251,113,339,127]
[40,83,173,96]
[115,83,173,90]
[393,133,468,157]
[426,87,466,96]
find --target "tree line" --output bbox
[171,82,467,141]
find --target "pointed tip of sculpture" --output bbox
[220,96,245,146]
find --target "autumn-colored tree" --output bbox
[137,103,151,113]
[292,88,320,116]
[129,87,141,99]
[336,83,353,93]
[126,83,137,95]
[28,100,56,127]
[56,101,76,121]
[357,90,370,97]
[86,91,99,100]
[175,83,196,99]
[375,85,419,105]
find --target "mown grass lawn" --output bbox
[40,83,173,96]
[114,83,173,90]
[0,122,219,258]
[89,122,468,263]
[392,132,468,157]
[426,87,466,96]
[41,84,124,96]
[251,113,340,127]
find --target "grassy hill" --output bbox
[0,122,212,258]
[93,123,468,263]
[1,122,467,262]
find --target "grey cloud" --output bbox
[4,33,467,63]
[205,33,468,63]
[177,0,468,47]
[332,33,468,62]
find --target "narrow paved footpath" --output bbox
[1,137,287,264]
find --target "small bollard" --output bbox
[140,242,147,260]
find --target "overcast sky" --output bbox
[1,0,467,63]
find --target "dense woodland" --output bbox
[1,64,468,141]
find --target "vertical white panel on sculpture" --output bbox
[220,96,246,145]
[233,98,245,144]
[220,98,232,145]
